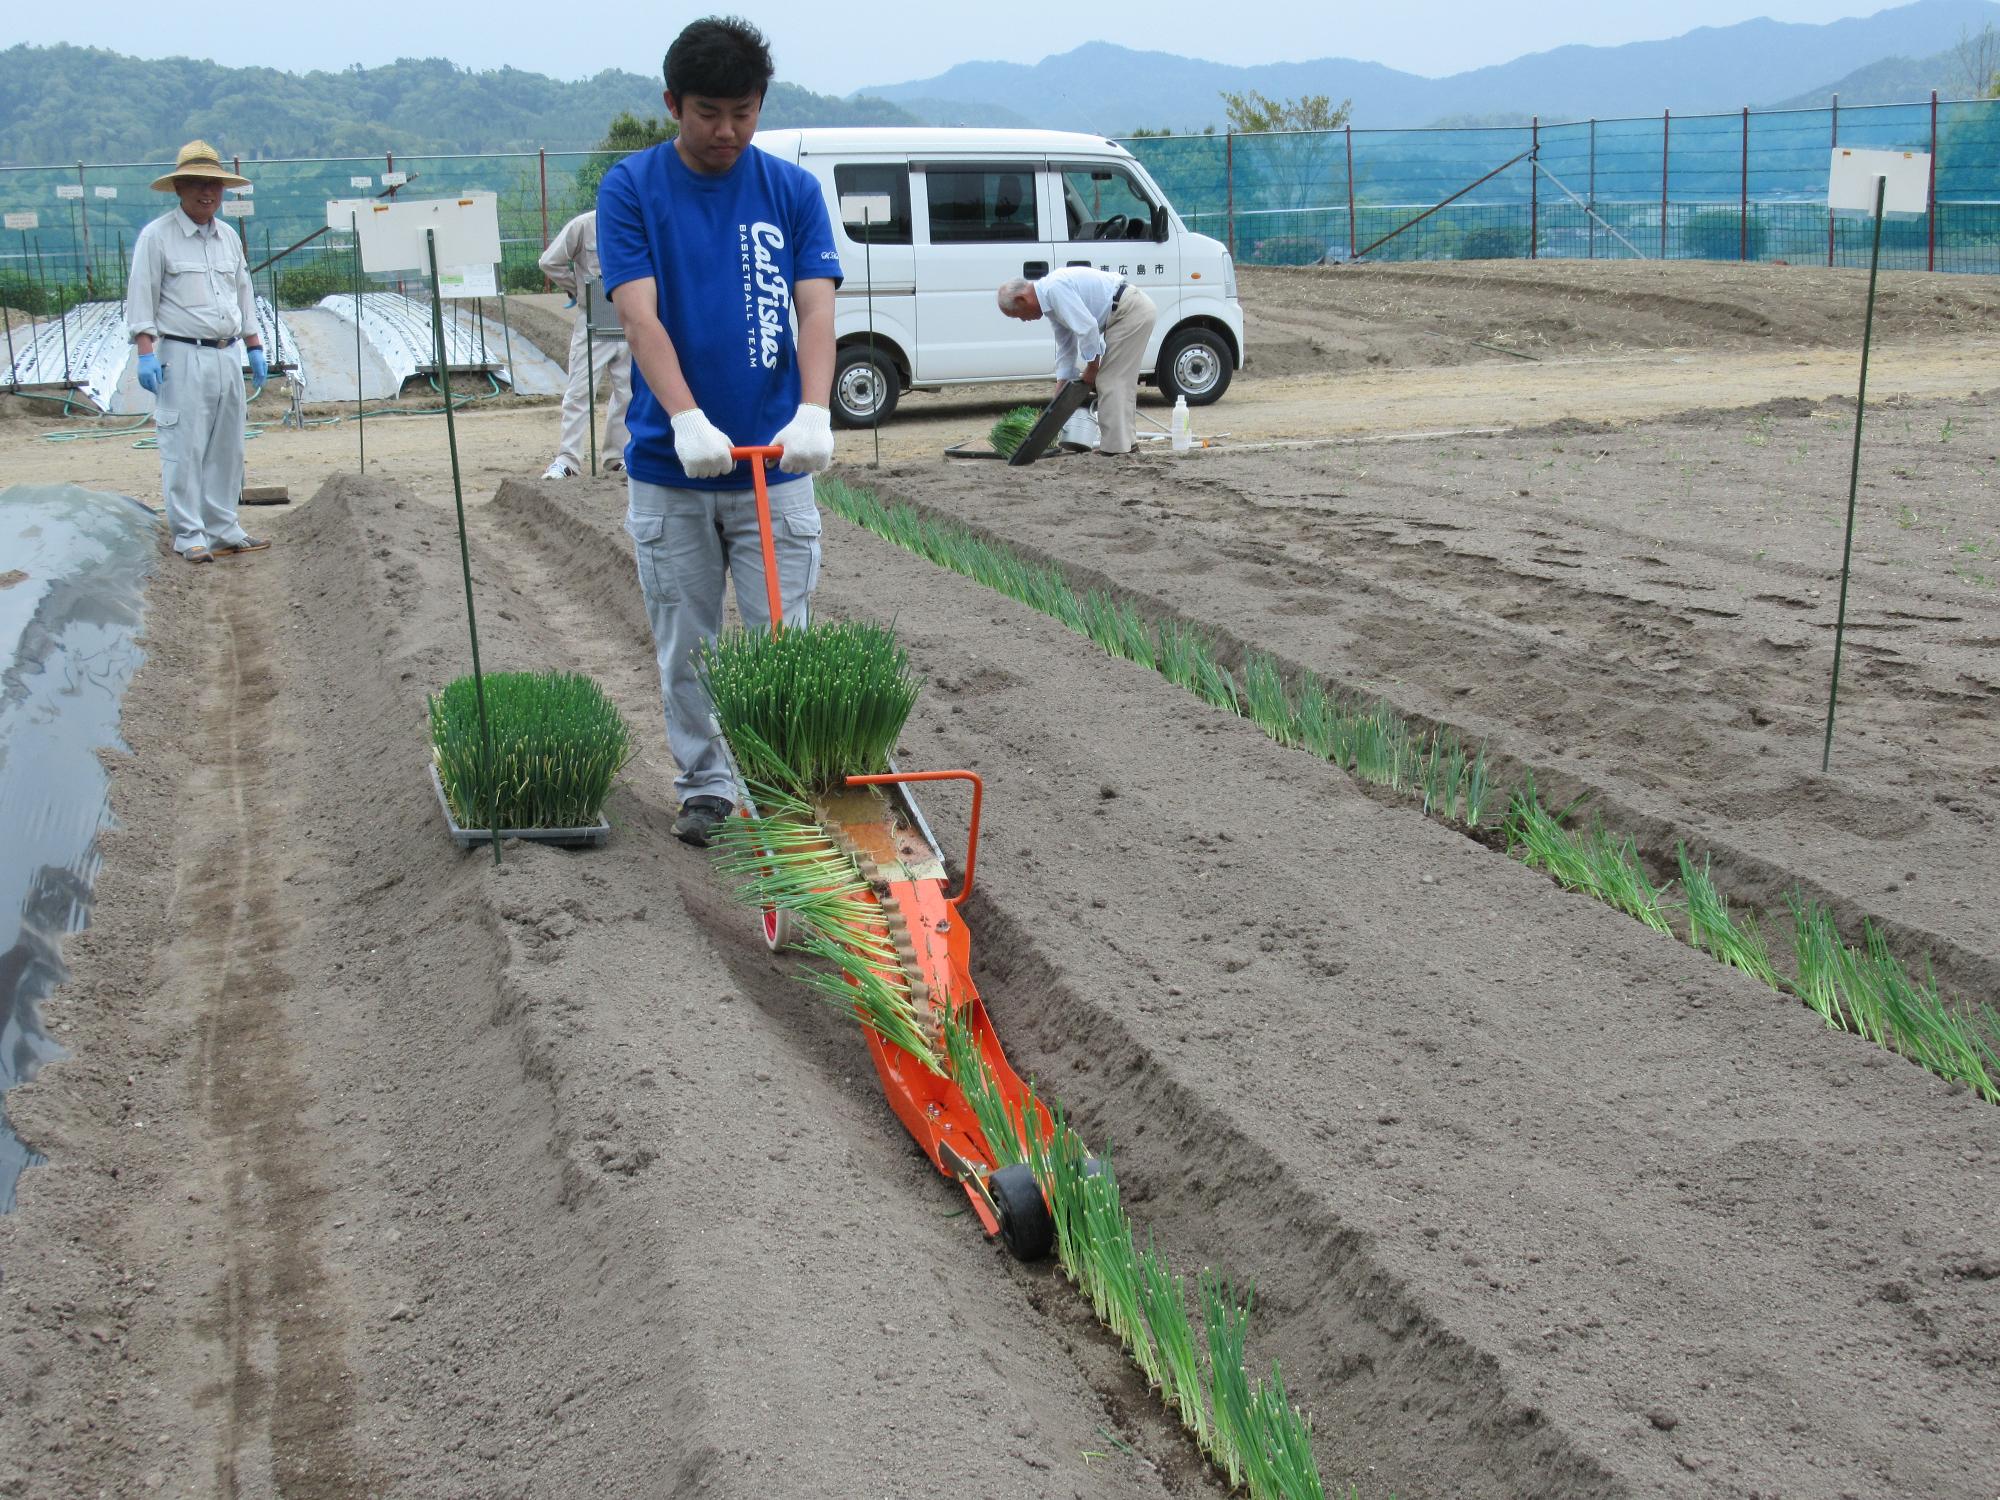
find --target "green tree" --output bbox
[1218,90,1351,134]
[568,111,677,218]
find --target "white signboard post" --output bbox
[93,185,117,200]
[326,192,500,275]
[3,212,37,231]
[350,176,373,189]
[1819,146,1933,772]
[221,200,255,218]
[54,184,83,200]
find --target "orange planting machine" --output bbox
[722,446,1057,1259]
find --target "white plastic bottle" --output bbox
[1170,394,1192,453]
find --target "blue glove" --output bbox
[248,347,268,394]
[137,352,164,393]
[563,294,577,308]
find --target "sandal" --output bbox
[183,546,213,564]
[212,536,271,556]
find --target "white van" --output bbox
[753,128,1246,428]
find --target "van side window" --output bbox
[833,163,912,244]
[1058,165,1157,241]
[924,169,1040,243]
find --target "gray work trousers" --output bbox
[556,314,631,471]
[625,473,823,806]
[1095,287,1158,454]
[153,341,249,555]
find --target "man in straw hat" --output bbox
[125,141,271,565]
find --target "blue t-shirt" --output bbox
[597,141,843,489]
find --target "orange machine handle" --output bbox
[844,771,983,910]
[730,444,786,633]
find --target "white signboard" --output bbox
[54,184,83,200]
[222,200,255,218]
[227,183,253,196]
[351,176,373,189]
[329,192,502,274]
[4,211,38,230]
[1828,148,1931,215]
[381,171,409,188]
[439,263,498,299]
[93,185,117,200]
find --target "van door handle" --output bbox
[1066,259,1091,267]
[1023,261,1048,279]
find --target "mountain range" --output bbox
[1,1,1994,169]
[855,0,2000,132]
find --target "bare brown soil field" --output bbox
[2,258,1997,1498]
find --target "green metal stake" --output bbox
[426,227,501,863]
[584,281,598,477]
[351,213,364,473]
[497,289,516,398]
[1821,172,1887,774]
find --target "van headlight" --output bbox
[1223,253,1237,300]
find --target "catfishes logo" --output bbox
[739,221,790,369]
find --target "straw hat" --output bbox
[150,141,250,192]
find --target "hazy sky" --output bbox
[18,1,1902,94]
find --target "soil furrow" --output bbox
[494,474,2000,1499]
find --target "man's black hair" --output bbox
[664,16,775,102]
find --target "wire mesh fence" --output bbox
[1126,94,2000,272]
[2,94,1996,307]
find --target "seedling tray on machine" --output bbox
[429,763,610,849]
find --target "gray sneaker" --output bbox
[672,796,733,848]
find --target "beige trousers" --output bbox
[1094,287,1157,453]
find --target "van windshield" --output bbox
[1059,165,1157,242]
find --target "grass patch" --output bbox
[429,670,632,829]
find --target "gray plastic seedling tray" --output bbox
[430,763,611,849]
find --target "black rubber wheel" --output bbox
[1155,326,1233,406]
[990,1163,1054,1261]
[832,345,900,428]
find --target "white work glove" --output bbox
[772,403,835,475]
[670,407,737,479]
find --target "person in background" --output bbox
[126,140,270,564]
[996,266,1157,455]
[537,209,632,479]
[599,15,842,847]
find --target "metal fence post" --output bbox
[539,146,552,290]
[1928,90,1939,272]
[1660,109,1671,259]
[1530,117,1539,258]
[76,161,94,294]
[1740,106,1750,260]
[1589,118,1597,259]
[1345,124,1356,260]
[1224,130,1236,258]
[1828,95,1838,266]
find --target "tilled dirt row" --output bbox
[501,474,1999,1499]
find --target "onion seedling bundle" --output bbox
[1677,845,1778,985]
[989,405,1039,458]
[700,621,920,796]
[429,670,633,830]
[710,791,943,1073]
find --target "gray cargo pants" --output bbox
[625,472,822,806]
[153,341,251,556]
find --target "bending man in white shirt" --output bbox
[538,210,633,478]
[996,267,1157,455]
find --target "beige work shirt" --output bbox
[124,206,257,342]
[537,210,599,293]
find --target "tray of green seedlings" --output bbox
[428,669,633,848]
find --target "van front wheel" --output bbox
[832,346,901,428]
[1155,327,1232,405]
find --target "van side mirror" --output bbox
[1151,204,1169,241]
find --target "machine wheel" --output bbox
[990,1163,1054,1261]
[1155,326,1233,405]
[832,345,900,428]
[761,906,796,952]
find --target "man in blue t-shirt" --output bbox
[599,15,844,847]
